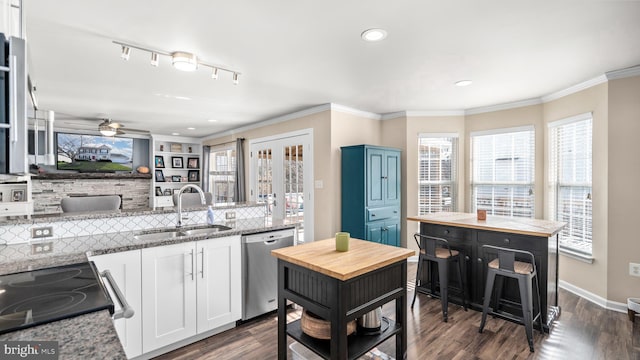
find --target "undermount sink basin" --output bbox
[133,225,232,241]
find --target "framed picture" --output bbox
[172,157,183,168]
[187,157,199,169]
[163,189,173,196]
[155,155,165,168]
[155,170,165,182]
[171,175,182,182]
[155,187,163,196]
[11,189,24,202]
[170,143,182,152]
[188,170,200,182]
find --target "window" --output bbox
[549,114,592,255]
[209,146,236,203]
[418,134,458,214]
[471,126,535,218]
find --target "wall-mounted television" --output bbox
[56,132,134,172]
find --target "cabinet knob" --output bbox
[477,258,483,263]
[371,214,376,217]
[465,255,470,261]
[444,230,450,235]
[504,238,510,244]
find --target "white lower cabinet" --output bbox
[141,235,241,353]
[90,250,143,359]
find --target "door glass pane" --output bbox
[283,144,304,242]
[255,148,273,216]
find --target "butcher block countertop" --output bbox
[271,238,414,281]
[407,212,566,237]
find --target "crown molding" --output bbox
[540,75,608,103]
[329,103,382,120]
[465,98,542,116]
[605,64,640,80]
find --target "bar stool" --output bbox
[478,245,543,352]
[411,233,467,322]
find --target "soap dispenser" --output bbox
[207,206,215,225]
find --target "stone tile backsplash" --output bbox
[0,205,266,245]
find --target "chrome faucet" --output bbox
[176,184,206,228]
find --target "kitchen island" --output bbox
[407,212,565,331]
[272,238,414,360]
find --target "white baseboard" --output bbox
[559,280,627,313]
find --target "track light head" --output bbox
[211,68,219,80]
[121,46,131,61]
[150,52,159,67]
[233,73,239,85]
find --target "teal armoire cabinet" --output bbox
[341,145,401,246]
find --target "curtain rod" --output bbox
[206,138,245,147]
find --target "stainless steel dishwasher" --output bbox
[242,228,295,320]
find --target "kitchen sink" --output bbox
[133,225,232,241]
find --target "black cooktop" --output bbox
[0,262,114,335]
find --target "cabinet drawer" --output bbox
[477,231,543,251]
[367,206,399,221]
[422,224,471,242]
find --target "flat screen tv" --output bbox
[56,132,134,172]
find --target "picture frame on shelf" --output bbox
[155,187,163,196]
[172,157,183,168]
[188,170,200,182]
[171,175,181,182]
[163,189,173,196]
[155,155,165,168]
[11,189,24,202]
[0,192,3,202]
[187,157,199,169]
[155,170,165,182]
[170,143,182,152]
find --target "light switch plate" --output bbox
[225,211,236,220]
[630,263,640,277]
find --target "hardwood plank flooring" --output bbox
[155,263,640,360]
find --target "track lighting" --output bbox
[121,45,130,61]
[150,52,159,67]
[113,40,241,83]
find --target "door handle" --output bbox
[186,249,195,280]
[273,193,277,207]
[199,248,205,278]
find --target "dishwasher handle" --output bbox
[100,270,135,320]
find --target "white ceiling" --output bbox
[24,0,640,137]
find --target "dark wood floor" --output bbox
[155,263,640,360]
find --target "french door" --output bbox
[249,129,313,242]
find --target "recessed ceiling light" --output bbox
[207,119,218,122]
[361,28,387,42]
[171,132,180,136]
[187,127,195,130]
[455,80,473,87]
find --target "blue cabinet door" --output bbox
[366,148,385,207]
[366,222,383,244]
[384,221,400,247]
[385,151,401,206]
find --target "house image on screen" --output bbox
[74,144,112,161]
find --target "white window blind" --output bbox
[418,134,458,214]
[549,115,592,255]
[471,127,535,218]
[209,146,236,203]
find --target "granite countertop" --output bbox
[0,217,296,358]
[0,311,126,360]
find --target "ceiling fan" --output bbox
[54,114,150,136]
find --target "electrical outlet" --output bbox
[31,242,54,255]
[630,263,640,277]
[31,226,54,238]
[225,211,236,220]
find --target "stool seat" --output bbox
[488,258,533,274]
[412,233,467,322]
[420,248,460,259]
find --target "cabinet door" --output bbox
[384,151,401,206]
[366,222,383,244]
[141,242,197,352]
[196,236,242,333]
[384,221,400,247]
[90,250,142,358]
[366,148,385,207]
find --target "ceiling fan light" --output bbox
[99,125,117,137]
[172,52,198,71]
[150,52,159,67]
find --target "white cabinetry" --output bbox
[151,135,202,209]
[141,235,241,353]
[89,250,143,359]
